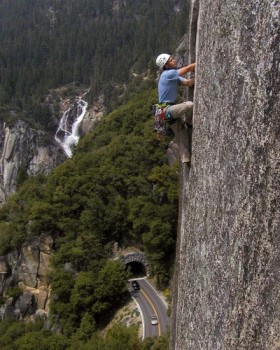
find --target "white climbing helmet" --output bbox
[156,53,170,69]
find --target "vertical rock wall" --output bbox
[0,234,53,320]
[0,119,65,205]
[172,1,280,349]
[170,0,199,346]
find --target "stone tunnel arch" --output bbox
[120,251,149,277]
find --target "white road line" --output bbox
[140,288,161,336]
[131,296,145,340]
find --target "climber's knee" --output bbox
[169,102,192,119]
[184,101,193,110]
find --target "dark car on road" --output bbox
[131,280,140,290]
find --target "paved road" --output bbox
[130,278,169,339]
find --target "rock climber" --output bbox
[155,53,196,164]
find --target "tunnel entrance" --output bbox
[120,251,149,277]
[126,261,147,278]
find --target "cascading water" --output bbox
[55,99,88,157]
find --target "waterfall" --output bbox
[55,99,88,157]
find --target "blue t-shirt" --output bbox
[158,69,184,103]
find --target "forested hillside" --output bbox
[0,0,188,127]
[0,89,178,347]
[0,1,188,347]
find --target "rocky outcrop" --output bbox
[0,233,53,320]
[171,1,279,349]
[0,119,65,205]
[80,94,106,134]
[0,92,105,320]
[167,141,180,165]
[0,89,105,206]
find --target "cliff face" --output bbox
[0,119,66,206]
[0,118,64,318]
[0,93,104,206]
[0,98,104,319]
[0,234,53,320]
[172,1,280,349]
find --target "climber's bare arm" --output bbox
[178,63,196,76]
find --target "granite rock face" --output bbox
[0,94,105,319]
[172,1,280,349]
[0,91,104,206]
[80,94,106,134]
[0,234,53,320]
[0,119,65,206]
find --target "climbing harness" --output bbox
[152,103,175,137]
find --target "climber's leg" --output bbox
[168,101,193,163]
[168,101,193,125]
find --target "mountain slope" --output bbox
[0,88,178,338]
[0,0,189,116]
